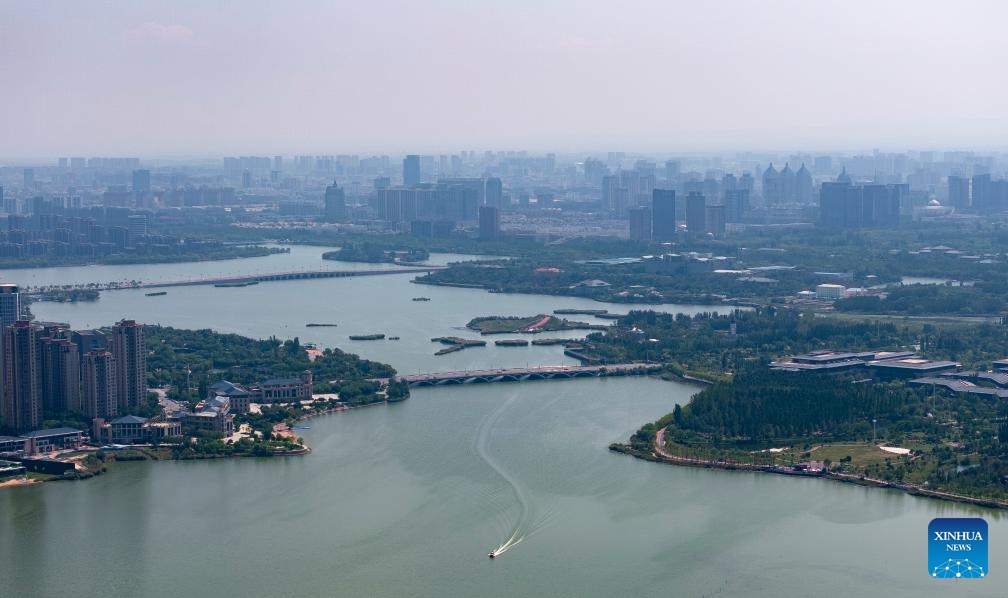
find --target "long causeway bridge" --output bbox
[139,267,442,289]
[398,363,662,387]
[26,266,444,295]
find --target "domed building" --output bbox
[913,197,954,221]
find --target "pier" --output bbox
[398,363,661,387]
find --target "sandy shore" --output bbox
[0,477,38,489]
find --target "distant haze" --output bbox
[2,0,1006,158]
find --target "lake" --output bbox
[1,247,1001,597]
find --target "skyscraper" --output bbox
[601,174,621,214]
[705,204,725,236]
[132,169,151,195]
[41,337,80,414]
[795,163,814,203]
[685,192,707,234]
[628,206,652,241]
[478,206,500,240]
[0,284,20,331]
[651,189,676,242]
[948,176,970,209]
[972,173,991,212]
[324,181,347,222]
[664,160,680,182]
[2,321,40,433]
[82,350,117,419]
[762,163,780,204]
[132,169,151,208]
[485,177,503,209]
[819,179,901,228]
[23,168,34,190]
[724,189,749,223]
[779,163,795,203]
[109,320,146,414]
[403,155,421,187]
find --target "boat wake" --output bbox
[476,394,535,558]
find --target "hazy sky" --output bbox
[2,0,1006,158]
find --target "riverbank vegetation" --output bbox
[0,245,281,270]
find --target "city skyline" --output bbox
[3,1,1007,158]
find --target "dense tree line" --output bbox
[146,326,397,397]
[666,371,912,442]
[579,309,910,376]
[836,284,1007,316]
[582,308,1008,375]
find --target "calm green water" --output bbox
[1,248,1003,597]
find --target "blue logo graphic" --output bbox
[929,518,988,579]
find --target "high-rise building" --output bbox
[109,320,146,414]
[724,189,749,223]
[23,168,34,190]
[819,179,901,228]
[2,321,40,433]
[795,163,814,203]
[779,163,795,203]
[664,160,680,182]
[813,156,832,174]
[685,192,707,234]
[651,189,676,242]
[403,155,421,187]
[434,181,481,221]
[40,337,80,414]
[972,173,992,212]
[485,177,503,209]
[478,206,500,240]
[127,214,148,240]
[628,206,652,241]
[948,176,970,209]
[82,350,117,419]
[601,175,621,214]
[0,284,20,330]
[705,204,725,237]
[619,169,642,207]
[70,330,107,368]
[324,182,347,222]
[762,164,780,204]
[132,169,151,195]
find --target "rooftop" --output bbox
[19,427,83,439]
[869,358,960,371]
[260,377,308,387]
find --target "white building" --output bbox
[816,284,846,301]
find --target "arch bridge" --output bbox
[398,363,661,387]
